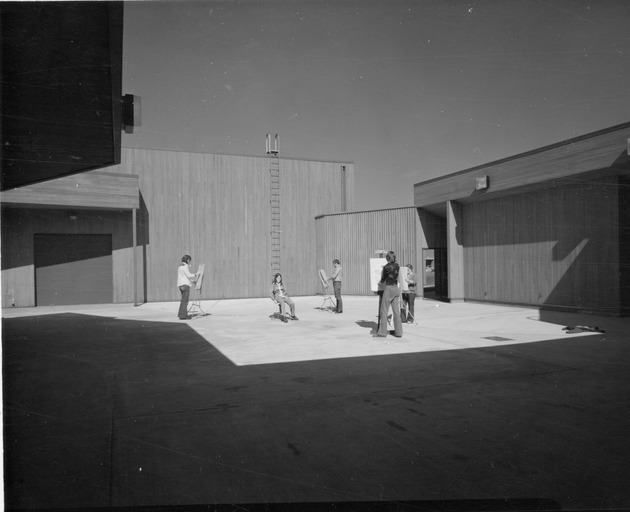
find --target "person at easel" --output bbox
[375,250,403,338]
[327,259,343,314]
[177,254,199,320]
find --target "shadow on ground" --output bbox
[3,312,629,510]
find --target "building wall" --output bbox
[619,176,630,315]
[1,208,135,307]
[462,177,621,314]
[2,149,354,306]
[109,148,354,301]
[315,207,423,295]
[417,209,446,249]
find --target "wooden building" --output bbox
[413,122,630,316]
[1,148,354,307]
[317,122,629,316]
[4,122,628,316]
[315,207,426,296]
[1,2,125,190]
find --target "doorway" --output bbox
[423,247,448,300]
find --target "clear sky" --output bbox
[121,0,630,211]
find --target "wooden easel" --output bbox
[318,269,336,311]
[188,264,206,317]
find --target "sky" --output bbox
[121,0,630,211]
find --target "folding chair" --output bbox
[318,269,336,311]
[270,303,283,320]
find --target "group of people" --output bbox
[269,258,343,323]
[176,252,416,338]
[375,250,416,338]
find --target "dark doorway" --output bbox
[34,234,113,305]
[424,247,448,300]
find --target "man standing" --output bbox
[328,259,343,314]
[177,254,198,320]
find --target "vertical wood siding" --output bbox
[279,159,351,295]
[315,207,421,295]
[1,208,134,307]
[620,177,630,315]
[463,177,620,314]
[108,149,353,301]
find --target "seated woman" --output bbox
[270,273,299,322]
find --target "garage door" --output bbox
[34,234,113,306]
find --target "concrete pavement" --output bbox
[2,296,629,510]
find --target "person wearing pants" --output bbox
[270,273,299,323]
[177,254,198,320]
[375,251,403,338]
[403,264,417,323]
[328,259,343,313]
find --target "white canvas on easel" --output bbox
[369,258,387,292]
[188,264,205,317]
[195,264,204,291]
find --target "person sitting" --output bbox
[270,273,299,323]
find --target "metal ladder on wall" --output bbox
[270,156,281,275]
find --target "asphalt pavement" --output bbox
[3,296,629,511]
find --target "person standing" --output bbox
[403,264,417,324]
[328,259,343,314]
[375,251,402,338]
[270,273,299,322]
[177,254,198,320]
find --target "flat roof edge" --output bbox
[414,121,630,187]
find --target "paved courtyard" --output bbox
[3,296,629,510]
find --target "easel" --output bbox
[188,264,206,318]
[399,265,409,322]
[318,269,336,311]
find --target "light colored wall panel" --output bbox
[316,207,420,295]
[108,149,353,301]
[1,172,139,210]
[447,201,465,302]
[279,159,351,295]
[115,150,273,301]
[2,149,355,305]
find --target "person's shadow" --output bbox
[356,320,378,335]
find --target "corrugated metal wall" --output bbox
[315,207,422,295]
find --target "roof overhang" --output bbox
[0,171,139,210]
[414,122,630,217]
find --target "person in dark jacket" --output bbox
[375,251,402,338]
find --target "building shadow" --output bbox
[2,312,627,510]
